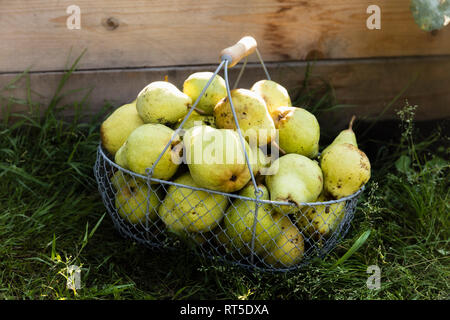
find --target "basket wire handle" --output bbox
[145,60,226,178]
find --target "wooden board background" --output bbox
[1,0,449,123]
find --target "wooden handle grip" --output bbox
[220,36,257,68]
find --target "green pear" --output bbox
[100,101,144,155]
[114,142,128,168]
[272,106,320,159]
[110,170,128,190]
[184,126,253,193]
[250,144,271,176]
[264,212,304,267]
[176,110,216,130]
[158,173,228,233]
[265,154,323,213]
[124,124,181,179]
[320,143,371,199]
[251,79,292,114]
[223,184,281,256]
[115,181,161,225]
[183,72,227,115]
[136,81,192,125]
[321,116,357,158]
[214,89,276,147]
[296,192,346,240]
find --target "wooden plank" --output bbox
[2,56,449,129]
[1,0,450,73]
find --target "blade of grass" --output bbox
[333,229,372,268]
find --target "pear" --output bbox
[184,125,253,193]
[100,101,144,155]
[265,154,323,213]
[214,88,276,147]
[115,180,161,225]
[251,80,292,114]
[114,142,128,168]
[222,184,281,256]
[110,170,128,190]
[158,173,228,233]
[183,72,227,115]
[250,144,271,176]
[176,110,215,130]
[296,192,346,240]
[124,124,181,179]
[320,143,371,199]
[264,213,304,267]
[321,116,357,157]
[272,106,320,159]
[136,81,192,125]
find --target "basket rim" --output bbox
[98,143,364,206]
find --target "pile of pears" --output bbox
[100,71,371,269]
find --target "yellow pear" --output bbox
[100,101,144,155]
[124,124,181,180]
[184,126,252,193]
[320,143,371,199]
[158,173,228,233]
[321,116,357,158]
[183,72,227,115]
[214,89,276,147]
[222,184,280,256]
[176,110,215,130]
[251,79,292,114]
[296,192,346,240]
[136,81,192,125]
[264,213,304,267]
[115,180,161,225]
[114,142,128,169]
[265,154,323,214]
[250,144,271,176]
[272,106,320,159]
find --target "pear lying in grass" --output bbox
[115,180,161,225]
[136,81,192,125]
[100,100,144,155]
[124,124,181,180]
[183,72,227,115]
[222,184,280,256]
[184,126,252,193]
[321,116,357,158]
[251,80,292,114]
[265,154,323,213]
[264,213,304,268]
[176,110,215,130]
[296,192,346,240]
[272,106,320,159]
[320,143,371,199]
[214,89,276,147]
[158,173,228,233]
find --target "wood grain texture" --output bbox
[1,0,450,72]
[2,56,449,128]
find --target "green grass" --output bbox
[0,62,448,300]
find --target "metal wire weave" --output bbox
[94,145,363,272]
[93,47,364,272]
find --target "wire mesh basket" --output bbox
[93,37,365,272]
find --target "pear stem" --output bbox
[348,115,356,130]
[191,106,207,115]
[271,140,286,156]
